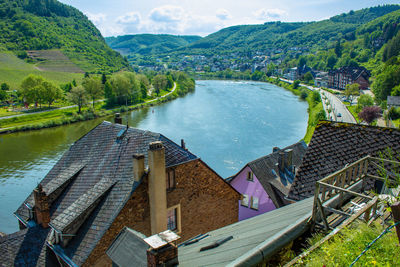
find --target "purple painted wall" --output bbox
[230,166,276,221]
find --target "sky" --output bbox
[59,0,400,37]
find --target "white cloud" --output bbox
[149,5,184,22]
[216,9,231,20]
[253,8,288,21]
[116,12,141,25]
[85,12,106,26]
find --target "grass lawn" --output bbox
[0,52,83,89]
[347,105,360,123]
[295,221,399,266]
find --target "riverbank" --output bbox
[0,77,322,144]
[0,81,191,134]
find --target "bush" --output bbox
[388,107,400,120]
[300,89,308,100]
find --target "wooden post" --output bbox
[391,202,400,245]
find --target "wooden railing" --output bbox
[311,155,400,230]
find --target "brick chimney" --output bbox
[133,154,145,182]
[114,113,122,124]
[33,184,50,228]
[144,230,180,267]
[148,141,167,235]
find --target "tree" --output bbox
[20,75,45,106]
[297,56,307,68]
[358,106,382,124]
[326,54,337,70]
[303,71,314,84]
[83,77,103,108]
[372,64,400,102]
[0,90,7,101]
[293,80,301,89]
[345,83,360,105]
[110,74,130,105]
[42,81,62,107]
[391,85,400,96]
[152,75,168,96]
[67,86,88,113]
[137,74,150,99]
[356,94,374,112]
[1,82,10,91]
[335,40,342,57]
[101,73,107,85]
[104,81,114,106]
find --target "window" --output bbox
[166,169,175,191]
[167,205,181,233]
[241,194,249,207]
[247,171,253,181]
[167,208,177,231]
[250,197,259,210]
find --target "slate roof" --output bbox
[178,197,313,267]
[3,121,198,266]
[288,121,400,201]
[106,227,148,267]
[387,96,400,107]
[0,226,50,267]
[232,141,307,208]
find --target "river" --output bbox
[0,80,308,233]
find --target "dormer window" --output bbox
[247,171,254,181]
[166,169,175,191]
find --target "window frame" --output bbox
[167,204,181,233]
[250,196,259,210]
[166,168,176,191]
[241,194,249,207]
[246,171,254,181]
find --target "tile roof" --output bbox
[9,121,198,266]
[288,121,400,201]
[178,197,313,267]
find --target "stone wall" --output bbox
[84,158,239,267]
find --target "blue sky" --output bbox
[59,0,399,37]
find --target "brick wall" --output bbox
[84,159,239,267]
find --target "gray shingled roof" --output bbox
[178,197,313,267]
[387,96,400,107]
[4,121,198,266]
[232,141,307,208]
[288,121,400,201]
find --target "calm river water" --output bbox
[0,80,308,233]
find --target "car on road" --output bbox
[337,113,342,117]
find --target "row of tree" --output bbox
[13,71,189,113]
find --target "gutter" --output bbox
[227,212,312,267]
[13,212,28,228]
[47,242,79,267]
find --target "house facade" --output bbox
[229,141,307,221]
[0,121,240,267]
[328,66,371,90]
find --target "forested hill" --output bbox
[0,0,130,73]
[176,5,400,55]
[105,34,201,56]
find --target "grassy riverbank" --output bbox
[0,82,190,134]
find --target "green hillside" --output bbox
[179,5,400,55]
[105,34,201,56]
[0,0,130,73]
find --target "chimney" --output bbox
[285,149,293,168]
[272,147,280,153]
[148,141,167,235]
[33,184,50,228]
[180,139,186,150]
[133,154,145,182]
[114,113,122,124]
[145,230,180,267]
[278,151,285,172]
